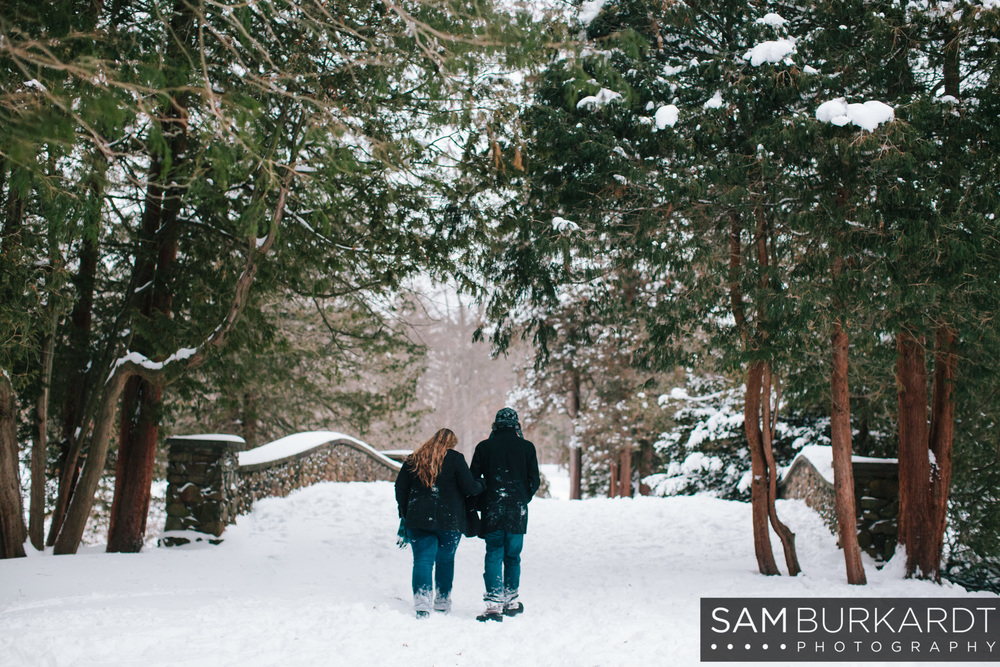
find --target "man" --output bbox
[470,407,540,622]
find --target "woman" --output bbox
[395,428,483,618]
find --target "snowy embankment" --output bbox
[2,468,994,667]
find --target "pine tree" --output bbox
[1,0,542,555]
[486,0,808,576]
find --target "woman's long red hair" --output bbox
[407,428,458,488]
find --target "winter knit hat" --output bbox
[492,407,523,438]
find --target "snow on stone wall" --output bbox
[237,437,400,511]
[163,433,401,545]
[779,448,899,562]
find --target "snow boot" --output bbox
[413,590,432,618]
[476,602,504,622]
[503,601,524,617]
[433,596,451,614]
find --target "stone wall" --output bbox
[853,462,899,563]
[780,457,836,522]
[162,435,245,546]
[162,433,400,546]
[779,455,899,563]
[237,439,400,512]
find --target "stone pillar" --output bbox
[161,435,245,546]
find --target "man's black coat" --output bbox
[395,449,483,533]
[470,427,540,534]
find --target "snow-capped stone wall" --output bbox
[237,434,401,511]
[779,446,899,563]
[162,432,401,546]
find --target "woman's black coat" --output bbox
[470,427,540,534]
[395,449,483,533]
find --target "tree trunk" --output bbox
[638,439,653,496]
[29,320,56,551]
[30,223,63,551]
[761,364,800,576]
[53,370,130,554]
[922,325,956,582]
[745,362,780,576]
[608,459,618,498]
[830,315,866,584]
[897,326,957,582]
[0,163,27,559]
[895,327,954,581]
[618,448,632,497]
[106,0,192,552]
[107,376,163,553]
[567,371,582,500]
[106,221,179,553]
[0,371,27,558]
[241,392,259,448]
[569,447,582,500]
[895,330,935,579]
[105,265,175,552]
[48,233,99,546]
[729,214,780,575]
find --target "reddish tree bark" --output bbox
[761,365,800,576]
[106,200,181,552]
[618,448,632,498]
[568,371,582,500]
[896,326,956,581]
[927,327,955,558]
[730,214,781,575]
[107,377,164,552]
[895,330,936,579]
[54,370,129,555]
[745,362,780,575]
[830,315,866,584]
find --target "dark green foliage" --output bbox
[1,0,545,550]
[482,0,1000,583]
[167,293,427,447]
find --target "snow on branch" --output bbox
[743,39,796,67]
[111,348,198,377]
[553,216,581,233]
[816,98,895,132]
[654,105,679,130]
[756,13,787,27]
[577,88,622,109]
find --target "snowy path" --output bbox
[1,476,994,666]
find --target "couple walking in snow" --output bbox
[394,408,541,621]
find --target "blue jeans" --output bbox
[407,528,461,612]
[483,530,524,604]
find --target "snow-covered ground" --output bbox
[2,467,996,666]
